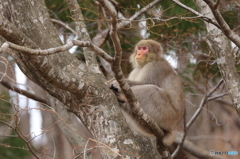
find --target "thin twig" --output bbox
[51,19,77,35]
[93,0,162,43]
[50,133,56,159]
[0,119,40,158]
[207,93,228,101]
[83,139,90,159]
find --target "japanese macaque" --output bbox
[106,39,184,146]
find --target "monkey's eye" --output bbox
[142,46,148,50]
[137,46,148,50]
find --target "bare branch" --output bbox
[0,40,113,63]
[186,79,224,130]
[0,78,49,105]
[207,93,228,101]
[129,0,162,21]
[173,80,225,158]
[0,117,41,158]
[92,0,162,76]
[194,0,240,116]
[93,0,162,44]
[213,0,220,10]
[171,0,221,29]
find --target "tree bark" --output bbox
[0,0,157,158]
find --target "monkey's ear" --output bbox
[147,53,158,62]
[156,44,163,57]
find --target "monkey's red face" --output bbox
[136,45,149,60]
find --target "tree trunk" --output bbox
[194,0,240,116]
[0,0,157,158]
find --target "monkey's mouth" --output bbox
[136,58,144,61]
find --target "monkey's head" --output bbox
[130,39,162,68]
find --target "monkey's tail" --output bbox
[163,130,177,146]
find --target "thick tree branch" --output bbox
[0,12,89,97]
[0,14,37,48]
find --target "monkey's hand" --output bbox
[106,78,121,92]
[105,79,127,103]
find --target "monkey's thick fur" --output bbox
[107,39,184,146]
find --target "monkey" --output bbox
[106,39,184,146]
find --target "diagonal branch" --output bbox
[51,19,77,35]
[171,0,221,29]
[96,0,170,158]
[0,78,49,105]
